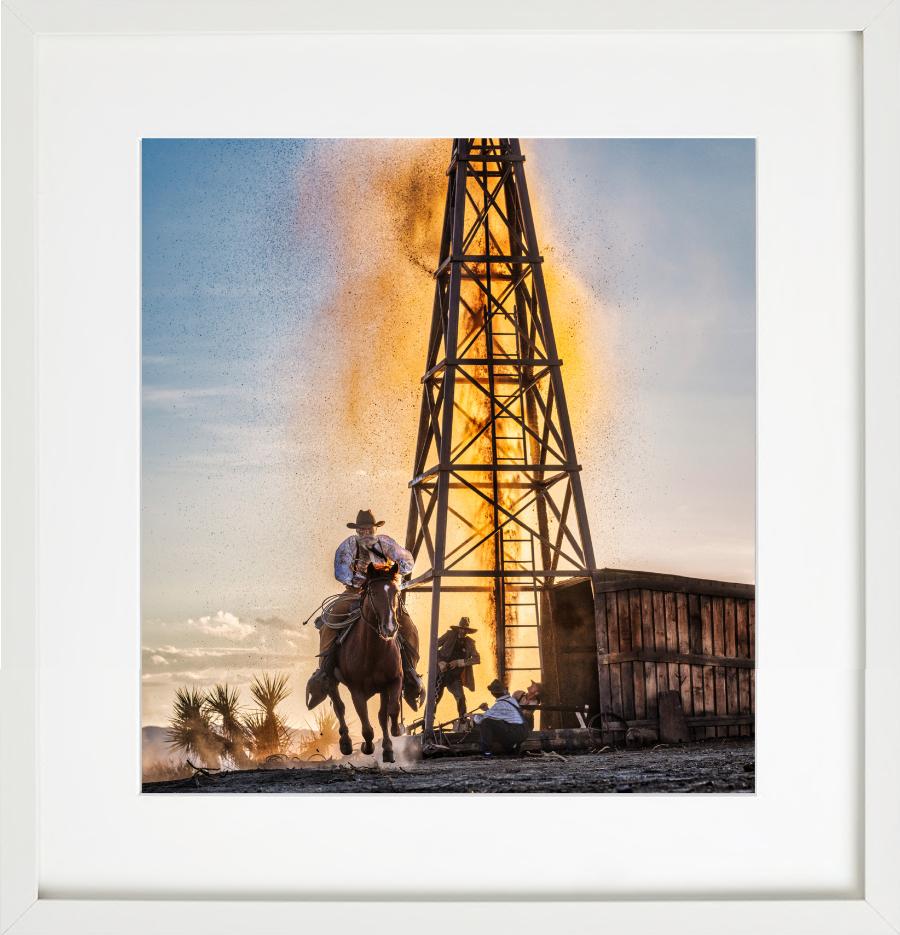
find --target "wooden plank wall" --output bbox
[543,577,600,729]
[596,586,755,742]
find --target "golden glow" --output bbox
[296,139,614,719]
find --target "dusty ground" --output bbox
[143,739,754,794]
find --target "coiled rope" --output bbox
[300,592,361,630]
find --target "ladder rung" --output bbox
[505,667,542,671]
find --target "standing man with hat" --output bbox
[309,509,424,709]
[435,617,481,724]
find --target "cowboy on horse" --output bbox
[306,509,424,710]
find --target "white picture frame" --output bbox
[1,1,897,932]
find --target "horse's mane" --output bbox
[365,561,399,582]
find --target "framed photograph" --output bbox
[140,134,757,791]
[2,1,898,932]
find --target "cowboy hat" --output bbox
[451,616,477,633]
[347,508,385,530]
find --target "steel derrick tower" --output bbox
[403,138,599,739]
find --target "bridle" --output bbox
[359,576,401,642]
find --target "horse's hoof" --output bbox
[382,749,394,764]
[391,724,405,737]
[339,735,353,756]
[361,740,375,756]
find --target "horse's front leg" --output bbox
[328,686,352,756]
[350,688,375,756]
[388,678,403,738]
[378,691,393,763]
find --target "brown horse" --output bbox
[328,562,404,763]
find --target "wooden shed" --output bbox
[539,568,755,743]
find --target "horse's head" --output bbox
[364,561,401,641]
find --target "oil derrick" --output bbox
[404,138,599,739]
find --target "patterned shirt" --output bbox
[473,694,525,726]
[333,534,414,588]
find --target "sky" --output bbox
[141,138,755,729]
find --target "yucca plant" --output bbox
[297,708,341,761]
[204,684,251,767]
[167,686,223,768]
[244,672,291,761]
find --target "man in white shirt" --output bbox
[473,688,533,756]
[308,509,423,709]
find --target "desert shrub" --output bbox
[296,708,341,761]
[167,686,224,768]
[244,672,291,761]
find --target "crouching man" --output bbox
[473,686,533,756]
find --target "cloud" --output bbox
[142,386,239,412]
[143,646,246,662]
[175,421,310,472]
[142,670,238,688]
[253,615,302,640]
[140,651,301,687]
[142,644,301,672]
[188,610,254,641]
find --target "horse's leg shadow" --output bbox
[329,685,353,756]
[351,688,375,756]
[378,691,393,763]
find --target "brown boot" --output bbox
[305,668,331,709]
[403,669,425,710]
[399,637,424,709]
[305,647,337,710]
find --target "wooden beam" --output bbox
[599,650,754,670]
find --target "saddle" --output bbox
[305,580,421,711]
[305,592,360,710]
